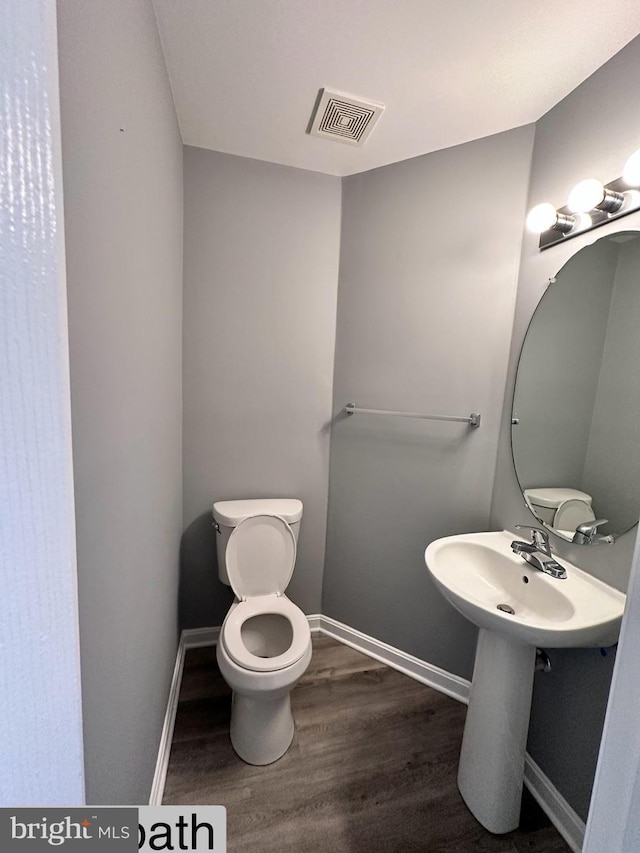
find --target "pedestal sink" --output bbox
[424,530,625,835]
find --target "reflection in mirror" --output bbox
[512,231,640,543]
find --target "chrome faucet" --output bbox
[516,524,552,556]
[572,518,612,545]
[510,525,567,579]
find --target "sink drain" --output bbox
[497,603,515,615]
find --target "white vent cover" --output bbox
[309,88,384,146]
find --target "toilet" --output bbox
[523,487,596,534]
[213,498,312,765]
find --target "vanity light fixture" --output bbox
[528,148,640,250]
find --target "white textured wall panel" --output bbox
[0,0,85,805]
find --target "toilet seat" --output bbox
[554,498,596,531]
[222,595,310,672]
[221,513,310,672]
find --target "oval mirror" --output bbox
[512,231,640,543]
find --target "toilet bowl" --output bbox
[213,499,312,765]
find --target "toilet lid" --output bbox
[554,499,596,531]
[226,514,296,599]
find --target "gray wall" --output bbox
[583,237,640,533]
[323,125,535,679]
[182,147,341,628]
[57,0,183,804]
[490,34,640,820]
[512,242,616,491]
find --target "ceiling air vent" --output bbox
[308,88,385,146]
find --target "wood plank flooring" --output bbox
[163,637,571,852]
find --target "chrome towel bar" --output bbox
[345,403,481,428]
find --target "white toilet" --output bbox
[213,498,312,765]
[523,487,596,534]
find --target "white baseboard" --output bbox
[317,614,471,705]
[306,613,322,633]
[148,627,220,806]
[182,626,220,648]
[524,754,585,853]
[150,614,585,852]
[149,633,187,806]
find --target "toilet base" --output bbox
[230,692,295,765]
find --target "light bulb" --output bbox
[526,203,575,235]
[526,203,558,233]
[623,149,640,186]
[567,179,606,213]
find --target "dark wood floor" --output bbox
[163,637,571,853]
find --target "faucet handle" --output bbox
[573,518,610,544]
[515,524,551,554]
[576,518,608,535]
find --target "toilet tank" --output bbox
[524,488,593,525]
[212,498,303,586]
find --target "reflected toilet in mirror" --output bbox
[512,231,640,543]
[523,487,599,540]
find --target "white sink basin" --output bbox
[423,529,626,836]
[425,530,624,648]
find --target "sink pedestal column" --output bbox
[457,628,536,834]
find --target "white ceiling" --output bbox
[152,0,640,177]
